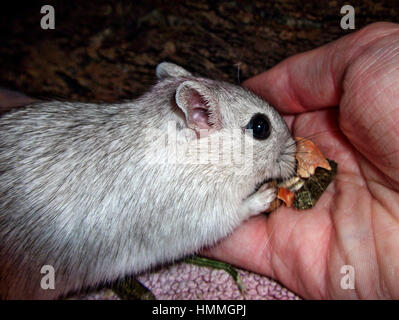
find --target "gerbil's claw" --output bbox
[239,184,276,217]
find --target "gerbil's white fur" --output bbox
[0,62,296,299]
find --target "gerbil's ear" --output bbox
[156,62,192,79]
[175,81,221,132]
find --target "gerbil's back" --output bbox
[0,101,145,298]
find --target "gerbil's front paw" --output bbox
[240,184,277,217]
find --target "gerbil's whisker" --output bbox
[284,129,341,150]
[234,63,241,84]
[297,129,341,141]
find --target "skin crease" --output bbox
[204,22,399,299]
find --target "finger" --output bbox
[0,88,38,113]
[243,22,399,114]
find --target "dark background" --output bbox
[0,0,398,103]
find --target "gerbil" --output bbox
[0,62,296,299]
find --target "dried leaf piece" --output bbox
[296,137,331,178]
[277,187,295,207]
[112,276,156,300]
[294,159,338,210]
[185,256,245,294]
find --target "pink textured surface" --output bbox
[137,262,300,300]
[77,262,300,300]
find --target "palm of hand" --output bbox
[205,23,399,299]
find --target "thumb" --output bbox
[243,22,399,114]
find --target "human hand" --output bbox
[204,22,399,299]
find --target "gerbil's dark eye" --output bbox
[246,113,271,140]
